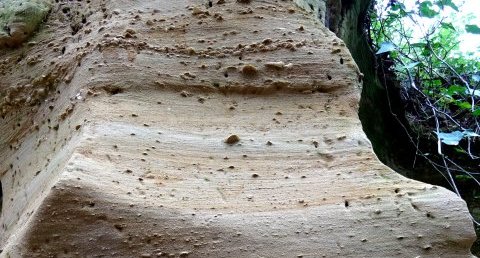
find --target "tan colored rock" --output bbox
[0,0,476,257]
[0,0,52,48]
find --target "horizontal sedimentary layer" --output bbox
[0,0,475,257]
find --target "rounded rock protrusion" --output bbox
[241,64,258,77]
[225,135,240,145]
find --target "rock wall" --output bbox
[0,0,476,257]
[0,0,52,48]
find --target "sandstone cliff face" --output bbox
[0,0,52,48]
[0,0,476,257]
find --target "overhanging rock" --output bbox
[0,0,476,257]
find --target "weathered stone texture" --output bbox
[0,0,475,257]
[0,0,52,48]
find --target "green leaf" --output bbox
[390,51,399,59]
[375,42,396,55]
[447,2,459,11]
[445,85,465,96]
[457,101,472,109]
[465,24,480,34]
[431,79,443,87]
[419,1,439,18]
[435,0,459,11]
[391,3,406,11]
[440,22,456,31]
[473,109,480,117]
[411,42,427,48]
[421,47,432,56]
[431,42,442,49]
[455,175,471,182]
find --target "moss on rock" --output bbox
[0,0,52,48]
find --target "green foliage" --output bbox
[419,1,439,18]
[466,24,480,34]
[370,0,480,224]
[435,0,459,11]
[370,0,480,133]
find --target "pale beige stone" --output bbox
[0,0,475,257]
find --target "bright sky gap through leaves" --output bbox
[376,0,480,57]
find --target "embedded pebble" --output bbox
[225,135,240,144]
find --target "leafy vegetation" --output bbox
[369,0,480,226]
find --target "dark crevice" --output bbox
[101,85,124,95]
[334,0,423,181]
[341,0,355,14]
[334,0,479,254]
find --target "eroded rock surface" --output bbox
[0,0,476,257]
[0,0,52,48]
